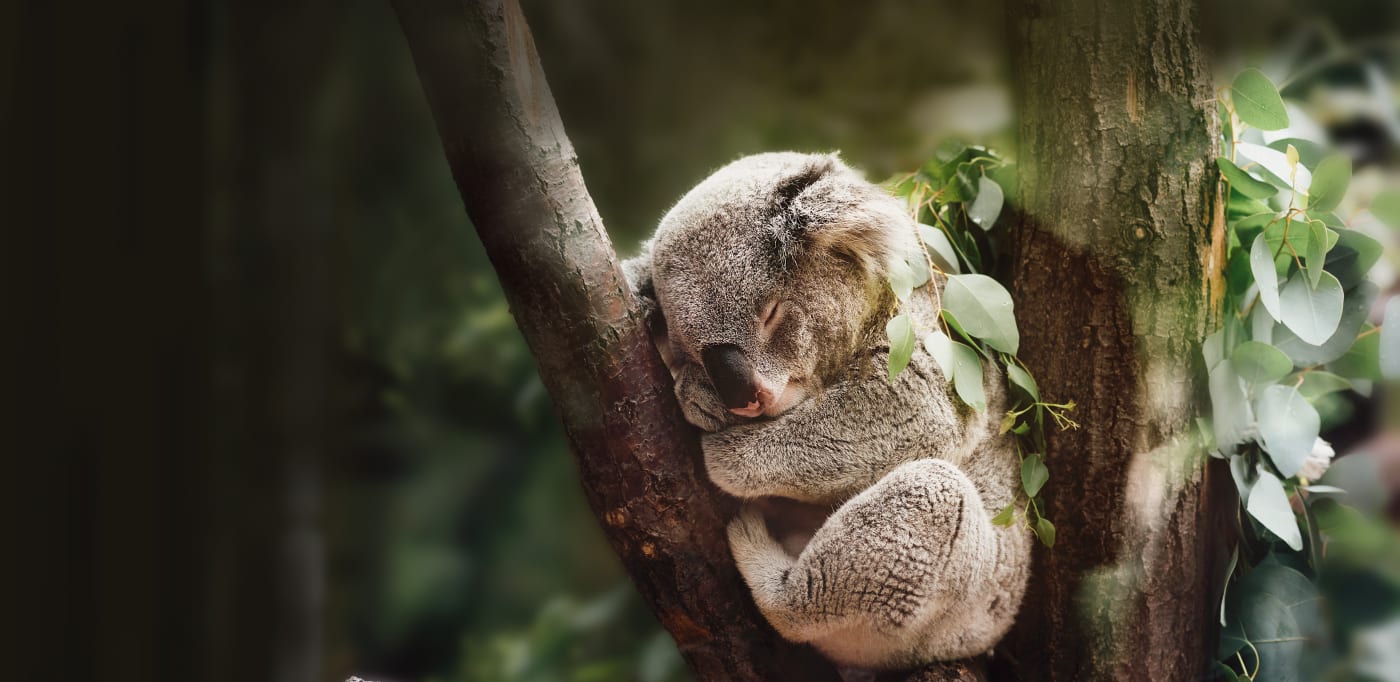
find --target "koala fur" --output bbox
[623,152,1031,670]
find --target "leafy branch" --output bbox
[883,146,1074,548]
[1208,65,1400,681]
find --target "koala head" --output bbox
[630,152,916,430]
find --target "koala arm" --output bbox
[703,349,981,503]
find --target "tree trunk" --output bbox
[388,1,833,679]
[1004,1,1232,679]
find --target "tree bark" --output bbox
[388,1,834,679]
[1004,1,1233,679]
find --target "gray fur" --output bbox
[623,152,1030,669]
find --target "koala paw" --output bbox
[674,363,737,432]
[727,504,788,577]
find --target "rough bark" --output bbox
[388,1,834,679]
[1004,1,1232,679]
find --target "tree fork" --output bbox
[1004,0,1234,679]
[387,0,834,678]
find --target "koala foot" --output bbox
[727,458,1026,669]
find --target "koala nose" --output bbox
[701,344,764,413]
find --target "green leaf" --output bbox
[1295,371,1353,400]
[1251,234,1282,319]
[888,258,917,303]
[967,176,1004,229]
[1007,363,1040,401]
[1247,470,1303,550]
[1372,190,1400,229]
[1231,341,1294,384]
[1256,384,1320,478]
[1267,137,1327,169]
[991,503,1015,526]
[948,340,986,411]
[1210,359,1255,453]
[1217,157,1278,199]
[1250,303,1275,344]
[917,224,961,274]
[1278,271,1343,345]
[1232,69,1290,130]
[952,162,978,202]
[1021,455,1049,497]
[1305,220,1327,288]
[1324,229,1383,289]
[943,274,1020,354]
[1238,142,1312,191]
[924,330,954,377]
[1381,297,1400,379]
[1233,212,1276,246]
[1274,282,1376,365]
[1034,517,1056,548]
[1308,154,1352,212]
[1329,326,1381,381]
[886,314,916,382]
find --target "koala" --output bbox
[622,152,1031,670]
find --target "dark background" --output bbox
[4,1,1397,681]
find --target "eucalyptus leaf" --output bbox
[1267,137,1327,169]
[886,314,915,382]
[1250,303,1275,344]
[1021,455,1049,497]
[1256,384,1320,478]
[1007,363,1040,401]
[990,503,1015,526]
[1034,517,1056,548]
[1324,229,1383,289]
[888,258,917,303]
[1232,341,1293,384]
[1217,157,1278,199]
[1305,220,1326,288]
[1381,297,1400,379]
[948,340,986,411]
[1232,69,1290,131]
[1329,327,1381,381]
[943,274,1020,354]
[917,224,962,274]
[1233,212,1276,245]
[1210,359,1255,453]
[1273,281,1375,366]
[1278,272,1343,345]
[904,253,931,289]
[1251,234,1282,319]
[1308,155,1352,212]
[1295,371,1353,400]
[968,176,1004,229]
[924,330,955,377]
[1247,470,1303,550]
[1237,142,1313,192]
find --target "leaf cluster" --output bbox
[1211,68,1400,681]
[885,147,1074,548]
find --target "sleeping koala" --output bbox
[622,152,1031,670]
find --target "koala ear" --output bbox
[778,155,912,277]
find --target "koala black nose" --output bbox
[701,344,759,410]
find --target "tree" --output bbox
[389,0,1228,680]
[1003,0,1231,679]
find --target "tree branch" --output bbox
[388,1,832,679]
